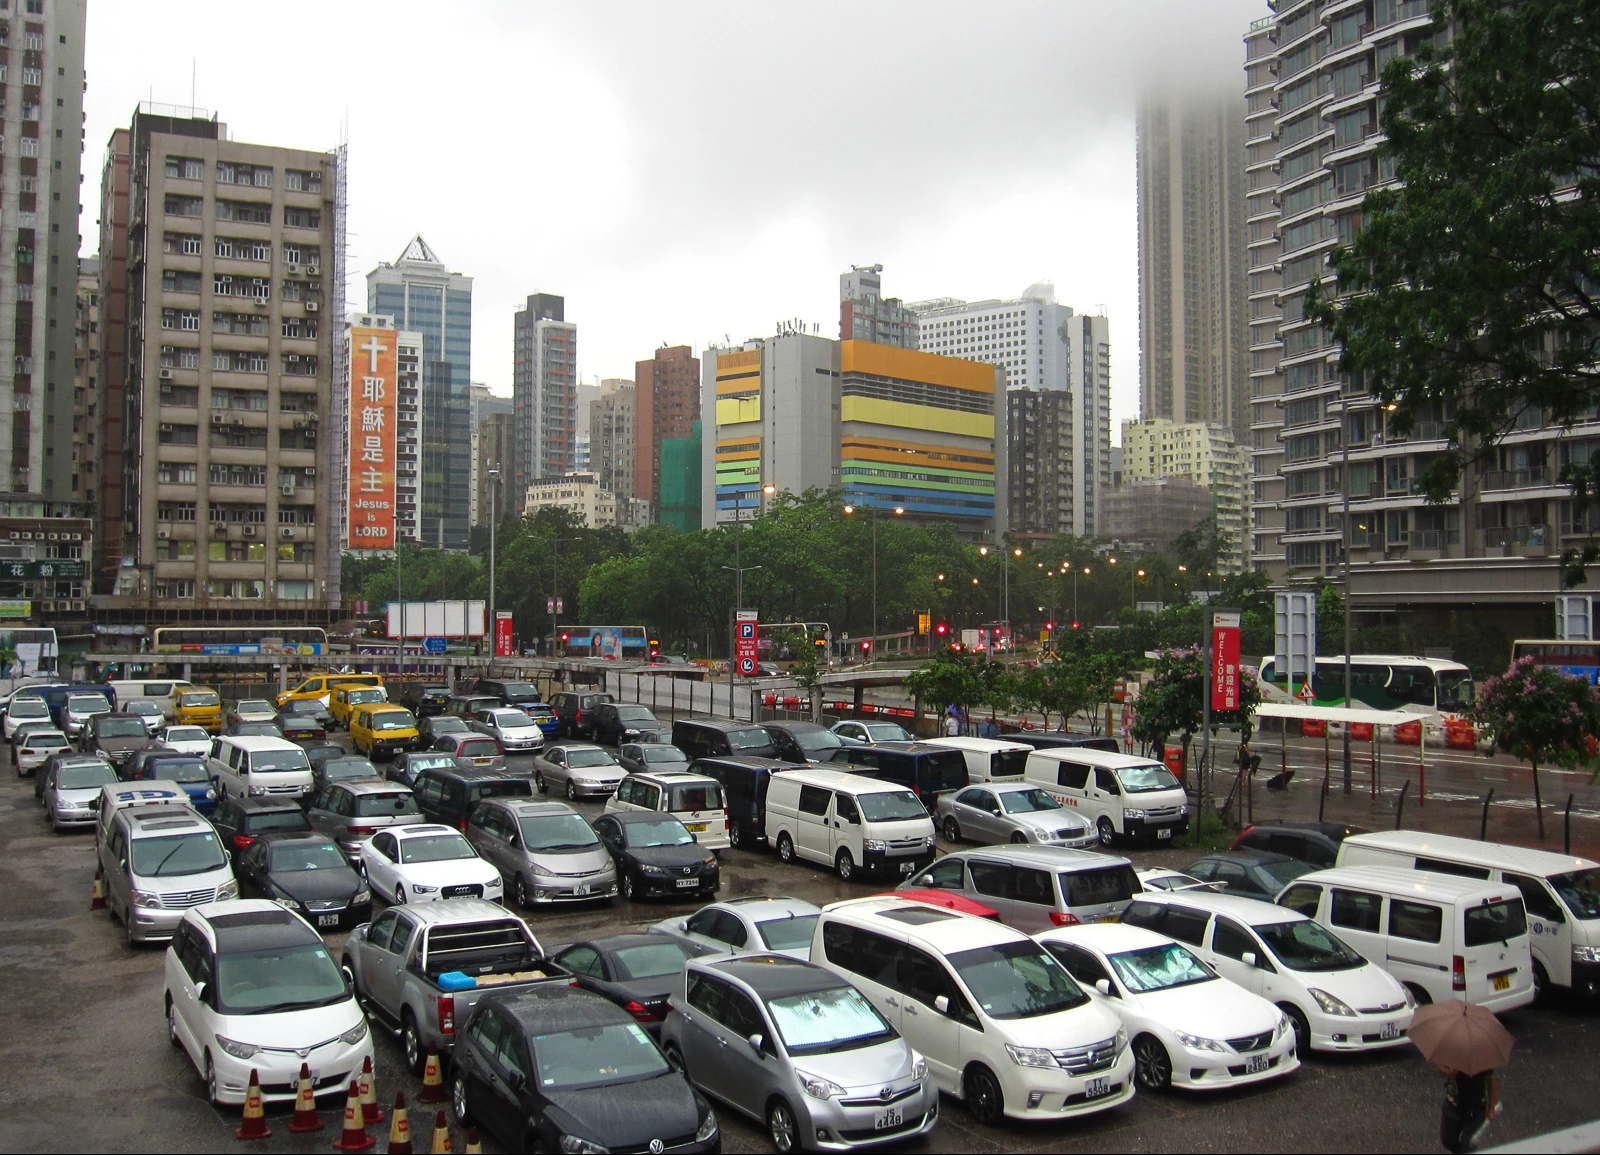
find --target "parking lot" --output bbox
[2,729,1598,1153]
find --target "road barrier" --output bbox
[385,1092,413,1154]
[464,1128,482,1154]
[428,1110,451,1153]
[286,1062,323,1133]
[90,869,105,911]
[331,1080,376,1152]
[233,1069,270,1140]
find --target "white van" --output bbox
[1278,866,1535,1012]
[108,678,192,721]
[208,735,314,801]
[1337,830,1600,1000]
[1025,748,1189,846]
[926,736,1033,782]
[765,766,936,882]
[94,780,193,845]
[100,804,236,945]
[813,895,1134,1125]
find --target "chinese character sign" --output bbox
[1212,610,1242,712]
[735,611,759,676]
[346,326,398,550]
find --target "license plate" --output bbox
[1381,1021,1401,1040]
[574,885,589,896]
[1492,971,1512,992]
[1099,914,1120,924]
[686,822,707,833]
[473,758,492,765]
[675,878,698,888]
[317,913,339,928]
[873,1110,902,1131]
[1246,1054,1268,1074]
[1156,827,1173,839]
[899,861,916,874]
[1084,1077,1110,1099]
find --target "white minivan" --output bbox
[926,736,1033,783]
[813,895,1135,1125]
[1277,866,1535,1012]
[765,767,936,883]
[1337,830,1600,1000]
[108,678,192,721]
[208,735,314,801]
[1025,748,1189,846]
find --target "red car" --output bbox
[889,887,1001,921]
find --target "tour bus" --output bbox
[1258,654,1473,716]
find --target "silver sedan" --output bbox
[617,742,691,775]
[936,782,1098,848]
[532,743,626,800]
[468,708,545,753]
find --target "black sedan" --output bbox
[1182,850,1317,900]
[450,987,719,1154]
[549,933,718,1039]
[304,743,347,774]
[385,750,459,789]
[232,831,372,930]
[418,714,471,745]
[276,713,328,744]
[223,720,283,739]
[589,703,668,747]
[592,812,720,902]
[279,697,335,727]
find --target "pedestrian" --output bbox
[1440,1065,1498,1153]
[942,708,961,737]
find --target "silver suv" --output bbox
[900,844,1140,932]
[465,797,617,907]
[304,778,424,860]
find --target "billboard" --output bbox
[386,600,487,639]
[347,325,399,550]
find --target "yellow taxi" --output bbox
[274,672,384,711]
[172,686,224,733]
[349,703,421,761]
[329,684,389,729]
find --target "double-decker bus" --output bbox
[152,626,326,656]
[1258,654,1474,715]
[1510,639,1600,684]
[761,622,833,667]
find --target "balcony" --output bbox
[1482,466,1551,491]
[1483,524,1553,557]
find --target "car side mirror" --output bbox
[507,833,519,848]
[746,1033,764,1054]
[119,858,128,873]
[505,1069,525,1091]
[933,995,950,1015]
[341,965,355,988]
[194,981,207,1003]
[1094,979,1112,997]
[1242,951,1258,968]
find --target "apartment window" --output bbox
[1282,79,1315,113]
[283,207,320,230]
[155,581,197,599]
[1335,158,1374,198]
[211,387,268,410]
[1282,218,1324,253]
[213,312,270,337]
[1386,457,1412,494]
[157,424,198,445]
[278,581,312,600]
[164,232,202,255]
[1285,434,1322,463]
[156,462,197,484]
[156,385,198,407]
[20,66,39,85]
[1282,177,1331,218]
[280,280,302,302]
[215,200,271,224]
[206,580,265,600]
[284,169,321,193]
[1386,509,1412,544]
[1280,114,1318,148]
[1281,146,1324,182]
[1284,397,1324,427]
[281,317,317,340]
[282,244,302,264]
[1287,542,1324,567]
[1286,506,1323,533]
[1330,11,1365,50]
[1334,110,1374,148]
[164,195,203,218]
[157,501,196,521]
[161,270,201,293]
[281,354,318,376]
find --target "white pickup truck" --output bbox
[341,899,567,1072]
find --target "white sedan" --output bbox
[1036,922,1300,1093]
[160,725,214,757]
[359,824,504,906]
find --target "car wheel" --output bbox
[515,875,532,908]
[835,848,855,882]
[534,770,547,795]
[1009,831,1028,844]
[776,833,795,864]
[394,885,407,906]
[124,907,138,950]
[1132,1033,1172,1091]
[204,1050,221,1107]
[566,780,579,801]
[451,1072,472,1126]
[943,816,961,843]
[963,1064,1004,1126]
[622,873,638,901]
[1404,982,1432,1007]
[166,996,182,1049]
[727,819,743,849]
[767,1096,799,1155]
[1533,961,1550,1006]
[402,1011,425,1075]
[1098,817,1117,847]
[1281,1004,1311,1057]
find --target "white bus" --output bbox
[1257,654,1474,716]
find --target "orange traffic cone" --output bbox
[429,1110,451,1154]
[359,1055,384,1125]
[287,1061,325,1133]
[463,1127,481,1154]
[90,869,106,911]
[234,1068,271,1140]
[417,1051,445,1104]
[386,1092,413,1154]
[332,1079,376,1151]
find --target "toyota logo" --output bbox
[649,1141,664,1154]
[879,1086,893,1102]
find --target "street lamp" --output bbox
[1073,566,1091,628]
[844,501,903,661]
[1132,566,1146,610]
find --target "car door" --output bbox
[1008,863,1059,933]
[966,858,1016,925]
[795,785,833,861]
[355,909,401,1005]
[169,922,211,1062]
[909,857,967,892]
[459,1007,513,1135]
[482,1010,532,1140]
[967,788,1005,842]
[831,791,864,862]
[679,970,735,1086]
[893,944,970,1094]
[555,945,608,998]
[715,984,772,1116]
[234,840,270,898]
[1207,914,1270,996]
[543,748,567,790]
[364,831,401,896]
[371,913,419,1013]
[678,907,728,953]
[1089,767,1122,829]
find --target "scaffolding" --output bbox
[326,141,349,608]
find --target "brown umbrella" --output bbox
[1406,1000,1516,1075]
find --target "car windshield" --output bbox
[233,724,280,736]
[129,830,227,877]
[493,712,534,728]
[237,700,273,712]
[1253,918,1365,972]
[767,985,894,1055]
[58,763,119,790]
[864,723,912,742]
[727,727,773,751]
[271,842,349,871]
[793,729,843,753]
[349,691,384,704]
[610,941,696,980]
[154,759,209,784]
[9,700,48,717]
[532,1022,670,1091]
[641,746,687,763]
[285,701,326,714]
[668,783,724,812]
[399,834,476,863]
[626,818,693,848]
[405,755,457,772]
[251,810,311,834]
[429,717,468,732]
[128,701,163,715]
[373,713,416,731]
[214,941,348,1015]
[616,707,656,722]
[1116,763,1182,793]
[1000,788,1062,814]
[1259,858,1316,887]
[28,735,69,751]
[183,692,220,707]
[355,792,421,818]
[949,940,1088,1020]
[1552,869,1600,919]
[165,727,208,742]
[252,750,310,773]
[69,695,111,713]
[518,813,600,851]
[499,683,540,698]
[567,749,618,769]
[757,914,819,952]
[1107,942,1215,993]
[324,759,378,781]
[858,790,927,823]
[96,718,147,738]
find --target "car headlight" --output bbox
[1178,803,1189,816]
[557,1136,608,1155]
[216,880,239,900]
[485,876,503,889]
[248,785,267,797]
[339,1019,368,1045]
[205,788,216,800]
[641,865,669,877]
[1274,1013,1291,1041]
[271,897,299,911]
[1401,984,1417,1009]
[1175,1030,1226,1053]
[132,890,162,909]
[410,883,438,894]
[1309,988,1357,1017]
[1123,808,1146,820]
[702,854,716,866]
[863,838,887,852]
[912,1056,928,1081]
[215,1034,262,1060]
[1575,945,1600,964]
[1114,1027,1128,1053]
[352,887,371,904]
[1005,1044,1058,1069]
[797,1070,846,1099]
[694,1111,718,1143]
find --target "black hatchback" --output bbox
[209,794,312,860]
[1232,820,1370,868]
[450,986,719,1153]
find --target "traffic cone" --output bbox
[233,1068,271,1140]
[359,1055,384,1125]
[90,869,106,911]
[287,1061,325,1133]
[386,1092,413,1154]
[332,1079,376,1152]
[417,1050,445,1104]
[463,1127,481,1154]
[429,1110,451,1154]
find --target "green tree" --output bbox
[1131,649,1205,776]
[1078,652,1128,737]
[903,653,984,729]
[1306,0,1600,580]
[1470,656,1600,838]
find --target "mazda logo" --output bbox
[649,1141,664,1154]
[682,867,692,875]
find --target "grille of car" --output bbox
[1052,1036,1119,1075]
[303,898,347,912]
[158,887,217,909]
[1143,806,1184,819]
[840,1083,923,1108]
[1055,828,1087,840]
[1358,1001,1408,1015]
[886,836,928,852]
[442,884,482,899]
[265,785,302,794]
[542,864,607,878]
[1227,1030,1273,1053]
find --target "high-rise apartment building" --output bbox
[511,292,575,506]
[589,378,635,501]
[633,344,699,510]
[338,315,423,549]
[1120,417,1249,571]
[73,258,98,504]
[366,236,471,550]
[102,106,343,619]
[476,411,513,533]
[1005,389,1075,543]
[840,264,919,349]
[468,383,511,528]
[96,127,132,593]
[1136,87,1249,436]
[911,286,1111,536]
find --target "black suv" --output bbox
[1232,820,1370,868]
[670,715,777,761]
[411,764,534,831]
[588,702,667,747]
[1005,732,1120,753]
[210,794,313,859]
[691,754,793,848]
[397,683,453,717]
[470,678,543,711]
[838,742,970,810]
[548,690,615,739]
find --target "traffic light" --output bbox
[560,632,570,643]
[1046,621,1055,632]
[861,640,871,654]
[814,636,827,647]
[1071,621,1080,630]
[935,623,947,637]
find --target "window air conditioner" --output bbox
[304,430,316,441]
[303,466,315,477]
[305,301,318,312]
[286,263,301,274]
[157,528,170,539]
[232,417,244,426]
[160,384,173,394]
[212,413,225,424]
[243,525,257,537]
[281,527,295,539]
[212,523,227,536]
[279,481,295,495]
[159,368,173,380]
[306,265,319,276]
[47,532,57,540]
[159,423,173,432]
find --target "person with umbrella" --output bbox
[1407,1000,1513,1153]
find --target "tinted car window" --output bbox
[1464,900,1528,946]
[1062,865,1139,907]
[1330,888,1383,933]
[1057,763,1090,789]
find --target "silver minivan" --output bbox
[661,954,938,1153]
[465,797,618,907]
[900,845,1141,932]
[100,805,237,945]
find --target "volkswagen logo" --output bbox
[649,1141,665,1154]
[880,1086,893,1102]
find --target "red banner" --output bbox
[1212,611,1242,711]
[494,611,514,658]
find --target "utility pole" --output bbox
[1342,406,1354,793]
[487,468,499,659]
[396,535,405,680]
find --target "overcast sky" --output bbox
[83,0,1264,430]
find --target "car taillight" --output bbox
[1453,955,1466,991]
[1232,824,1255,850]
[347,826,375,837]
[232,834,256,850]
[624,999,663,1024]
[437,996,455,1035]
[1050,912,1081,927]
[458,815,468,831]
[574,709,583,724]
